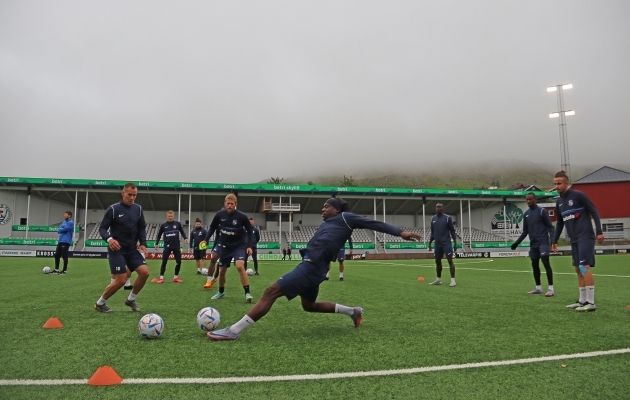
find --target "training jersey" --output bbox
[190,226,208,249]
[301,212,402,267]
[205,209,253,249]
[99,201,147,250]
[57,219,74,245]
[156,220,187,249]
[250,226,260,249]
[513,206,554,247]
[553,189,602,244]
[429,213,457,246]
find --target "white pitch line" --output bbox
[2,348,629,386]
[364,260,630,278]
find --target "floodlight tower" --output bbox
[547,84,575,176]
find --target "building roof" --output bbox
[573,166,630,184]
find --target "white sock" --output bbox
[451,278,456,284]
[339,272,344,278]
[326,272,330,278]
[579,287,586,303]
[535,285,542,291]
[206,276,214,282]
[110,278,115,284]
[586,286,595,304]
[126,278,131,286]
[160,275,164,279]
[548,285,554,291]
[174,275,178,279]
[335,304,354,316]
[127,293,137,301]
[96,297,106,306]
[435,277,442,282]
[197,268,201,272]
[230,315,256,334]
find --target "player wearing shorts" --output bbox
[511,193,556,296]
[428,203,458,287]
[94,183,149,313]
[325,238,352,281]
[190,219,208,274]
[207,197,422,341]
[155,210,188,283]
[552,171,604,312]
[201,194,254,302]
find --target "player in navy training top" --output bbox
[155,211,188,283]
[207,197,422,341]
[201,194,255,302]
[511,193,556,296]
[94,183,149,313]
[244,217,261,275]
[551,171,604,312]
[190,219,208,274]
[326,238,352,281]
[428,203,458,287]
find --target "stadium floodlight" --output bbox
[547,83,574,176]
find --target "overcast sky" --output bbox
[1,1,629,184]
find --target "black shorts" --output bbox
[193,249,207,260]
[108,248,146,275]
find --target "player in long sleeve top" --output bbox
[52,211,74,274]
[154,211,188,283]
[244,217,261,275]
[551,171,604,312]
[207,197,422,341]
[428,203,458,287]
[511,193,556,296]
[326,237,353,281]
[200,194,255,302]
[190,219,208,274]
[94,183,149,313]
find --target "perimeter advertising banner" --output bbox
[0,250,36,257]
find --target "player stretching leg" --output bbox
[208,198,421,341]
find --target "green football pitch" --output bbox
[1,255,629,399]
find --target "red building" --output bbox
[570,166,630,240]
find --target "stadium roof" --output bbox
[0,176,552,216]
[573,166,630,184]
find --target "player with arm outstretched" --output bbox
[207,197,422,341]
[511,192,556,296]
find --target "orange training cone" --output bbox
[151,278,159,283]
[43,317,64,329]
[87,366,123,386]
[417,276,425,282]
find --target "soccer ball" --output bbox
[197,307,221,331]
[201,268,208,275]
[43,266,51,274]
[138,313,164,339]
[246,268,254,276]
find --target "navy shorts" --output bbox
[108,248,146,275]
[277,261,327,302]
[571,238,596,267]
[193,249,207,260]
[212,245,222,256]
[218,246,246,267]
[434,244,454,259]
[334,248,345,262]
[529,244,550,259]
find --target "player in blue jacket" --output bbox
[51,211,74,275]
[428,203,458,287]
[551,171,604,312]
[208,197,422,341]
[511,193,556,296]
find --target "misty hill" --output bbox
[283,162,630,190]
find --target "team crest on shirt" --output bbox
[568,200,573,206]
[232,220,237,225]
